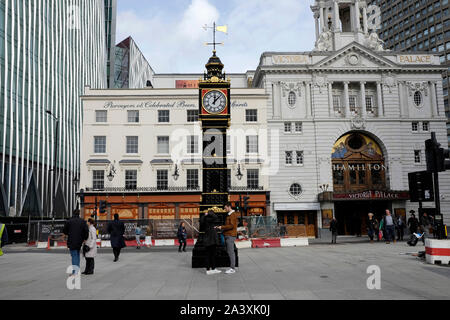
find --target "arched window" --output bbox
[414,91,422,107]
[288,91,296,107]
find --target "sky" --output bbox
[116,0,316,74]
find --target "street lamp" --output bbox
[172,163,180,181]
[236,164,243,181]
[107,161,117,182]
[46,110,59,218]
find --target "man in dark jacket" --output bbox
[330,218,338,244]
[201,210,221,275]
[63,210,89,274]
[0,223,8,256]
[107,214,126,262]
[407,211,419,234]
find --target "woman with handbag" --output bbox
[82,218,97,275]
[200,210,221,275]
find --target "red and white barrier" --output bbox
[251,238,309,248]
[425,239,450,265]
[35,237,309,249]
[251,238,281,248]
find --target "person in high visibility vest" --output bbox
[0,223,8,256]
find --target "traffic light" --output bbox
[99,200,107,214]
[235,201,240,211]
[243,196,250,210]
[425,132,450,173]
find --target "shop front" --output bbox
[274,203,319,238]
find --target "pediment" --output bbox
[314,43,397,70]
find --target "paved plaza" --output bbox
[0,241,449,300]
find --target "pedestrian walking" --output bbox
[201,210,221,275]
[367,213,377,243]
[330,217,338,244]
[177,222,187,252]
[378,217,384,241]
[383,209,397,244]
[107,214,126,262]
[82,218,97,275]
[135,225,142,249]
[217,202,238,274]
[407,211,419,234]
[396,216,406,241]
[63,209,89,274]
[0,223,8,256]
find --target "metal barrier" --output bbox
[26,217,310,245]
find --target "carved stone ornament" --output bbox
[351,116,366,130]
[312,73,328,93]
[382,73,397,93]
[314,30,333,52]
[365,32,385,51]
[406,82,429,96]
[346,53,361,66]
[280,81,302,97]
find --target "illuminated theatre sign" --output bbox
[333,190,410,201]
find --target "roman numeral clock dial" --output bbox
[202,90,227,114]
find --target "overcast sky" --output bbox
[116,0,316,74]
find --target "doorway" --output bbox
[334,201,391,235]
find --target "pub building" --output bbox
[79,83,270,222]
[79,0,450,239]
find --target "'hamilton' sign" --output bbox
[333,190,410,201]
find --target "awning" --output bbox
[274,203,321,211]
[86,159,111,164]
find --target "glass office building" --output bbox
[370,0,450,146]
[105,0,117,88]
[0,0,107,218]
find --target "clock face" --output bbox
[202,90,227,114]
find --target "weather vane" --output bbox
[203,22,228,52]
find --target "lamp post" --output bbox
[172,163,180,181]
[73,174,79,212]
[46,110,59,218]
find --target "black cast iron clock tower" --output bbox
[192,50,236,268]
[199,51,230,211]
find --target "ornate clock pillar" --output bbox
[192,50,238,268]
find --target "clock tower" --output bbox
[192,50,237,268]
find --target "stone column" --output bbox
[305,82,312,118]
[360,81,366,118]
[328,82,333,116]
[430,82,439,117]
[355,1,361,32]
[314,13,320,39]
[376,82,384,117]
[350,4,355,31]
[344,82,351,117]
[273,82,281,119]
[334,1,340,32]
[320,7,326,32]
[398,82,404,118]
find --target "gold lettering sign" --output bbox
[397,55,432,64]
[272,55,310,65]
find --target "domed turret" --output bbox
[204,50,226,81]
